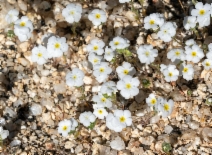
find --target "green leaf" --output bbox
[7,30,15,38]
[88,121,96,130]
[162,142,172,153]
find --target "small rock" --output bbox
[164,125,173,134]
[45,141,54,150]
[75,144,83,154]
[110,137,125,151]
[30,103,42,116]
[5,107,17,118]
[83,76,93,85]
[18,0,27,11]
[18,41,29,52]
[53,82,66,94]
[188,121,199,130]
[18,58,30,67]
[150,114,160,124]
[10,139,21,147]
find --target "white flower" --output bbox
[146,93,157,107]
[88,53,102,66]
[92,93,112,109]
[88,9,107,26]
[185,44,204,63]
[100,81,117,96]
[185,39,196,50]
[181,63,194,81]
[66,68,84,87]
[157,22,177,42]
[5,9,19,24]
[191,2,211,27]
[106,110,132,132]
[161,65,179,82]
[47,36,68,58]
[104,46,115,61]
[117,75,140,99]
[62,3,82,23]
[144,13,164,30]
[79,111,96,127]
[167,48,185,62]
[202,59,212,70]
[158,98,174,118]
[31,45,48,65]
[183,16,197,30]
[58,119,77,137]
[0,127,9,140]
[109,36,130,50]
[93,108,108,119]
[110,137,125,151]
[86,38,105,55]
[119,0,130,3]
[137,44,158,64]
[93,62,112,83]
[14,16,33,42]
[116,62,136,79]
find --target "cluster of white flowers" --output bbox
[146,93,174,118]
[31,36,68,65]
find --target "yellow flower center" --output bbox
[199,9,205,15]
[101,97,106,102]
[98,109,103,114]
[125,83,131,89]
[191,51,197,57]
[168,72,173,77]
[99,67,105,73]
[72,75,77,79]
[163,103,170,111]
[164,30,167,33]
[70,11,75,15]
[93,59,98,63]
[62,126,68,131]
[149,19,155,25]
[20,22,26,27]
[206,62,210,66]
[150,98,156,105]
[54,43,60,49]
[183,67,188,73]
[95,13,101,19]
[119,116,126,123]
[123,69,129,75]
[93,46,98,50]
[175,51,180,56]
[37,52,43,58]
[114,41,119,45]
[145,51,150,56]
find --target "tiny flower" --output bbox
[100,81,117,96]
[146,93,157,107]
[158,98,174,118]
[109,36,130,50]
[191,2,211,27]
[161,64,179,82]
[93,62,112,83]
[31,45,48,65]
[185,39,196,47]
[117,75,140,99]
[86,38,105,55]
[79,111,96,127]
[88,53,102,66]
[47,36,68,58]
[0,127,9,140]
[66,68,85,87]
[14,16,33,42]
[62,3,82,23]
[5,9,19,24]
[202,59,212,70]
[93,108,108,119]
[116,62,136,79]
[167,48,185,62]
[144,13,164,30]
[181,63,194,81]
[137,44,158,64]
[88,9,107,26]
[92,93,112,109]
[114,110,132,127]
[157,22,177,42]
[106,113,123,132]
[104,46,115,61]
[58,119,72,137]
[185,44,204,63]
[183,16,197,30]
[119,0,130,3]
